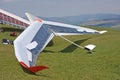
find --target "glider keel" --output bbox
[19,61,48,73]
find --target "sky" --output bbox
[0,0,120,17]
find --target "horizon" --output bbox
[42,13,120,18]
[14,13,120,18]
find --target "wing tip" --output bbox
[25,12,43,23]
[19,62,48,73]
[99,30,107,34]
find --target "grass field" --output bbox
[0,24,120,80]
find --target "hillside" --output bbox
[81,19,120,28]
[112,24,120,28]
[40,14,120,28]
[0,24,120,80]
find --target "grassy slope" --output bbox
[0,24,120,80]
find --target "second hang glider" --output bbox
[14,13,107,73]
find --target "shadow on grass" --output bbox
[35,73,50,78]
[59,38,90,53]
[42,50,56,53]
[46,40,54,47]
[20,65,36,75]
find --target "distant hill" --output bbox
[81,19,120,28]
[40,14,120,28]
[112,24,120,28]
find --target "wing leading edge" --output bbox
[26,13,107,36]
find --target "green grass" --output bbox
[0,24,120,80]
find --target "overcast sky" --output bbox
[0,0,120,17]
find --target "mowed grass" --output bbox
[0,24,120,80]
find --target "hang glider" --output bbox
[14,13,107,73]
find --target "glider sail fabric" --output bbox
[43,23,98,35]
[14,21,54,73]
[14,13,107,73]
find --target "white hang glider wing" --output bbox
[14,13,107,73]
